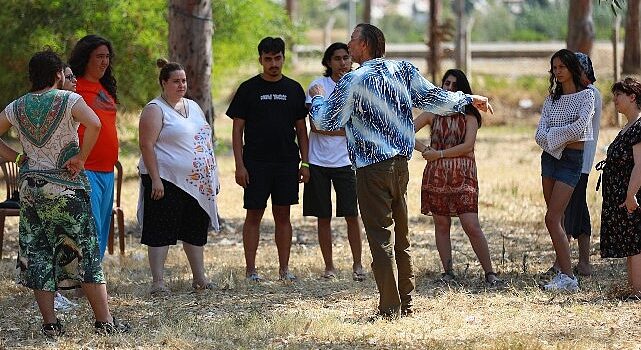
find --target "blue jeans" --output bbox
[85,170,115,260]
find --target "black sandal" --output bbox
[485,271,502,287]
[94,316,131,335]
[41,318,64,338]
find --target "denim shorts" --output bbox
[541,149,583,187]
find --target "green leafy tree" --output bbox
[212,0,295,100]
[0,0,167,109]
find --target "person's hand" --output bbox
[309,84,325,98]
[299,166,310,183]
[422,149,440,162]
[235,165,250,188]
[470,95,494,114]
[620,195,640,215]
[63,155,85,179]
[150,177,165,200]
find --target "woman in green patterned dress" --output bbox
[0,50,128,336]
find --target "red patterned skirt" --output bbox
[420,156,479,216]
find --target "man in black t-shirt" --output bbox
[226,37,309,282]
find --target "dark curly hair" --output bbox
[69,35,117,102]
[28,49,64,92]
[441,69,482,127]
[548,49,585,101]
[612,77,641,110]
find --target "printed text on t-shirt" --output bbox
[260,94,287,101]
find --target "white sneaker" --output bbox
[54,292,78,311]
[544,272,579,292]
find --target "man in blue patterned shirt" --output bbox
[309,23,492,319]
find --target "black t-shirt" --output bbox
[227,75,307,162]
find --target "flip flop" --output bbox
[149,284,171,297]
[322,271,337,279]
[192,281,215,291]
[353,270,366,282]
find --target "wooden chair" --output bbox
[107,160,125,255]
[0,160,20,257]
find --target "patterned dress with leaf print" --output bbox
[3,89,104,291]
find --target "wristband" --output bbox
[439,150,444,158]
[301,162,310,168]
[15,153,23,164]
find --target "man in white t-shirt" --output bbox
[304,42,365,281]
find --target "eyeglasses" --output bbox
[65,74,76,81]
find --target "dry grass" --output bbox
[1,114,641,349]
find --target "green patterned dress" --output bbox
[4,89,104,291]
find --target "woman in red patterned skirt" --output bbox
[414,69,499,286]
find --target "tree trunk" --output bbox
[363,0,371,24]
[168,0,214,127]
[566,0,594,54]
[428,0,441,82]
[623,0,641,74]
[286,0,297,22]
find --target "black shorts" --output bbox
[303,164,358,218]
[140,174,210,247]
[564,173,591,238]
[243,159,299,209]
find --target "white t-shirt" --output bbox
[305,76,351,167]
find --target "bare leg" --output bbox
[345,215,363,272]
[147,246,170,289]
[542,177,575,277]
[272,205,292,275]
[627,253,641,295]
[459,212,494,274]
[81,283,113,323]
[433,215,453,273]
[34,290,56,324]
[576,234,593,275]
[317,217,335,274]
[243,209,265,276]
[183,242,208,286]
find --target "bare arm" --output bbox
[309,121,346,136]
[0,111,20,162]
[66,99,101,177]
[232,118,249,188]
[623,142,641,213]
[413,111,434,153]
[138,104,164,200]
[422,115,478,162]
[295,118,310,183]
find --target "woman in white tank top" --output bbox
[138,59,219,295]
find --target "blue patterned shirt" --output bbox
[309,58,472,168]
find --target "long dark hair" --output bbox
[28,50,64,92]
[548,49,584,101]
[69,35,118,102]
[441,69,482,127]
[322,42,349,77]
